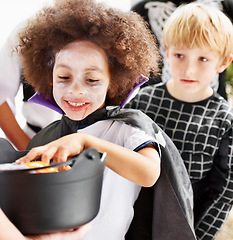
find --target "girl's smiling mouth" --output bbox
[67,101,87,107]
[64,100,89,111]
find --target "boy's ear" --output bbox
[217,54,233,73]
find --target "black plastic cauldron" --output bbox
[0,138,106,235]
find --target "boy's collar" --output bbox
[28,74,148,113]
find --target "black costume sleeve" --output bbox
[194,130,233,239]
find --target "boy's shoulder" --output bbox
[212,92,233,112]
[207,92,233,127]
[138,82,166,95]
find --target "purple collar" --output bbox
[29,94,63,114]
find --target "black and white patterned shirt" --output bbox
[126,82,233,240]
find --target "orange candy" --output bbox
[26,161,71,173]
[57,165,71,171]
[26,161,59,173]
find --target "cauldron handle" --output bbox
[0,138,29,164]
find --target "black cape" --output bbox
[28,106,196,240]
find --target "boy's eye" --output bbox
[175,54,184,59]
[199,57,207,62]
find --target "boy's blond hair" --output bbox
[162,2,233,65]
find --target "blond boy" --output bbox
[127,3,233,239]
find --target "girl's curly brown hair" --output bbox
[17,0,159,105]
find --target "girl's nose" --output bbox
[68,82,86,95]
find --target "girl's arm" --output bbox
[17,133,160,187]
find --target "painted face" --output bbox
[166,45,223,102]
[53,40,110,120]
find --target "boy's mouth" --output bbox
[181,79,197,83]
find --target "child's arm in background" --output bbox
[17,133,160,187]
[195,129,233,238]
[0,101,30,150]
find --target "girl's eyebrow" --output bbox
[54,64,72,70]
[55,65,104,73]
[85,66,104,72]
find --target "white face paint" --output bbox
[53,40,110,120]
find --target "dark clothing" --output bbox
[27,106,196,240]
[126,83,233,240]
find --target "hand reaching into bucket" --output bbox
[16,132,160,188]
[16,133,86,165]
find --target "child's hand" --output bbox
[16,131,160,187]
[16,133,86,165]
[26,224,91,240]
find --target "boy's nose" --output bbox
[184,60,195,77]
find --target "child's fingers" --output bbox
[15,146,58,165]
[40,147,59,165]
[54,147,70,163]
[15,146,47,164]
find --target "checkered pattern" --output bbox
[126,82,233,240]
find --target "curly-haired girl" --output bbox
[16,0,162,239]
[18,0,159,105]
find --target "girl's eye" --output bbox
[56,76,71,83]
[87,78,99,83]
[58,76,70,80]
[175,54,184,59]
[199,57,207,62]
